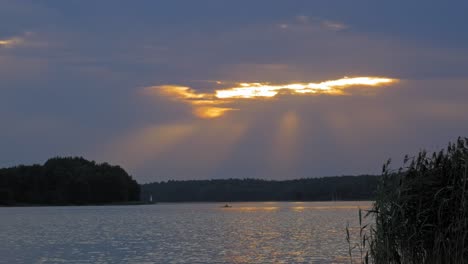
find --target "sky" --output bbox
[1,0,468,183]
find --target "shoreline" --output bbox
[0,201,154,207]
[0,200,374,207]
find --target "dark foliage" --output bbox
[363,137,468,263]
[141,175,378,202]
[0,157,140,205]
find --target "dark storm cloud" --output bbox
[1,0,467,181]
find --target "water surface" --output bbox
[0,201,371,263]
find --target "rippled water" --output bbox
[0,201,371,264]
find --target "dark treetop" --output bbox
[141,175,378,202]
[0,157,140,205]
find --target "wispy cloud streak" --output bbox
[0,36,24,48]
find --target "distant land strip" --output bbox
[1,157,379,205]
[141,176,379,203]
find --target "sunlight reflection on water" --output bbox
[0,201,371,263]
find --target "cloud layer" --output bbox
[1,1,468,182]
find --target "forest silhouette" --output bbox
[0,157,140,205]
[141,176,378,202]
[0,157,379,205]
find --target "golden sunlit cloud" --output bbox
[216,77,396,98]
[0,36,24,48]
[192,106,237,119]
[145,76,398,119]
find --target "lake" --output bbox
[0,201,372,264]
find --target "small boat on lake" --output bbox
[222,204,232,208]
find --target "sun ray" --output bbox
[269,111,301,178]
[101,124,196,170]
[162,121,248,177]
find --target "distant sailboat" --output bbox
[149,195,153,203]
[332,191,339,202]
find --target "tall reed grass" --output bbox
[351,137,468,263]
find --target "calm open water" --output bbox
[0,201,371,264]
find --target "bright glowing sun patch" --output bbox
[216,77,396,98]
[146,76,398,119]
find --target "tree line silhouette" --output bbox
[0,157,140,205]
[0,157,379,205]
[141,175,378,202]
